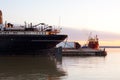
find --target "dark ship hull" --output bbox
[0,34,67,54]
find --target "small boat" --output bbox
[82,34,99,49]
[88,35,99,49]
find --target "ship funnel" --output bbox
[0,10,3,24]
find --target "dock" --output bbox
[62,48,107,56]
[56,34,107,56]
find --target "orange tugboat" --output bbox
[88,35,99,49]
[81,34,107,56]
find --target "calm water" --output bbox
[61,48,120,80]
[0,48,120,80]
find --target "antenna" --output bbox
[58,16,61,28]
[88,32,92,40]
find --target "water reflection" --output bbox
[0,56,66,80]
[61,56,107,80]
[62,56,106,69]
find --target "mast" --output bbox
[58,16,61,30]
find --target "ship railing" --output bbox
[0,31,59,35]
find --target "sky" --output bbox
[1,0,120,45]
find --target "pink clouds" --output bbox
[61,27,120,41]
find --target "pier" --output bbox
[54,47,107,56]
[55,34,107,56]
[62,48,107,56]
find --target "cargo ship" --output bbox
[0,10,67,54]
